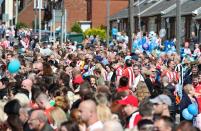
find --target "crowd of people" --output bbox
[0,25,200,131]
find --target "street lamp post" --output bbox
[64,9,67,42]
[176,0,181,54]
[34,0,37,31]
[15,0,19,25]
[39,0,42,43]
[106,0,110,48]
[128,0,134,50]
[60,0,64,45]
[53,9,56,42]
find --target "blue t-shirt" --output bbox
[112,28,118,36]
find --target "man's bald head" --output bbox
[28,109,48,130]
[35,93,50,109]
[33,110,47,122]
[21,79,33,92]
[78,99,98,125]
[79,99,97,113]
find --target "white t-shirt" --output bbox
[88,121,103,131]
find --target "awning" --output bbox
[140,0,176,17]
[162,0,201,18]
[194,14,201,20]
[110,0,159,20]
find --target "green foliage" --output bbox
[84,28,106,40]
[16,22,29,29]
[100,25,107,30]
[71,22,83,33]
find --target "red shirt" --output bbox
[195,84,201,94]
[116,86,129,92]
[123,67,135,87]
[73,75,84,85]
[162,70,179,83]
[116,86,133,95]
[195,84,201,113]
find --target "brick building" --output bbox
[16,0,128,31]
[90,0,128,27]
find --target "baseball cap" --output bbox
[149,94,172,106]
[118,95,139,107]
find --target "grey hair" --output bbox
[35,110,48,123]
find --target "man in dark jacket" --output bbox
[183,63,199,85]
[161,76,177,121]
[190,32,198,52]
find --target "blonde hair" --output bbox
[0,100,7,109]
[97,104,112,122]
[184,84,194,95]
[95,93,112,122]
[136,81,150,102]
[0,100,8,124]
[0,108,7,124]
[50,107,67,128]
[14,93,30,107]
[95,93,109,105]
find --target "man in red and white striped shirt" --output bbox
[162,60,179,83]
[123,59,135,88]
[118,95,141,129]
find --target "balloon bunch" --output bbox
[182,103,199,120]
[163,40,176,54]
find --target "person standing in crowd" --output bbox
[28,109,54,131]
[116,76,132,94]
[161,76,177,120]
[162,59,178,84]
[149,94,172,118]
[139,99,154,121]
[118,95,141,129]
[154,116,175,131]
[122,59,135,88]
[4,99,23,131]
[21,79,33,99]
[190,32,198,52]
[35,93,55,124]
[78,99,103,131]
[132,64,144,90]
[137,119,154,131]
[112,61,123,87]
[183,42,192,56]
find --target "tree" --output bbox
[16,22,29,29]
[71,22,83,33]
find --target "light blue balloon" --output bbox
[182,108,193,120]
[188,103,198,116]
[8,59,21,74]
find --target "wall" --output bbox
[91,0,128,27]
[18,0,44,28]
[64,0,87,32]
